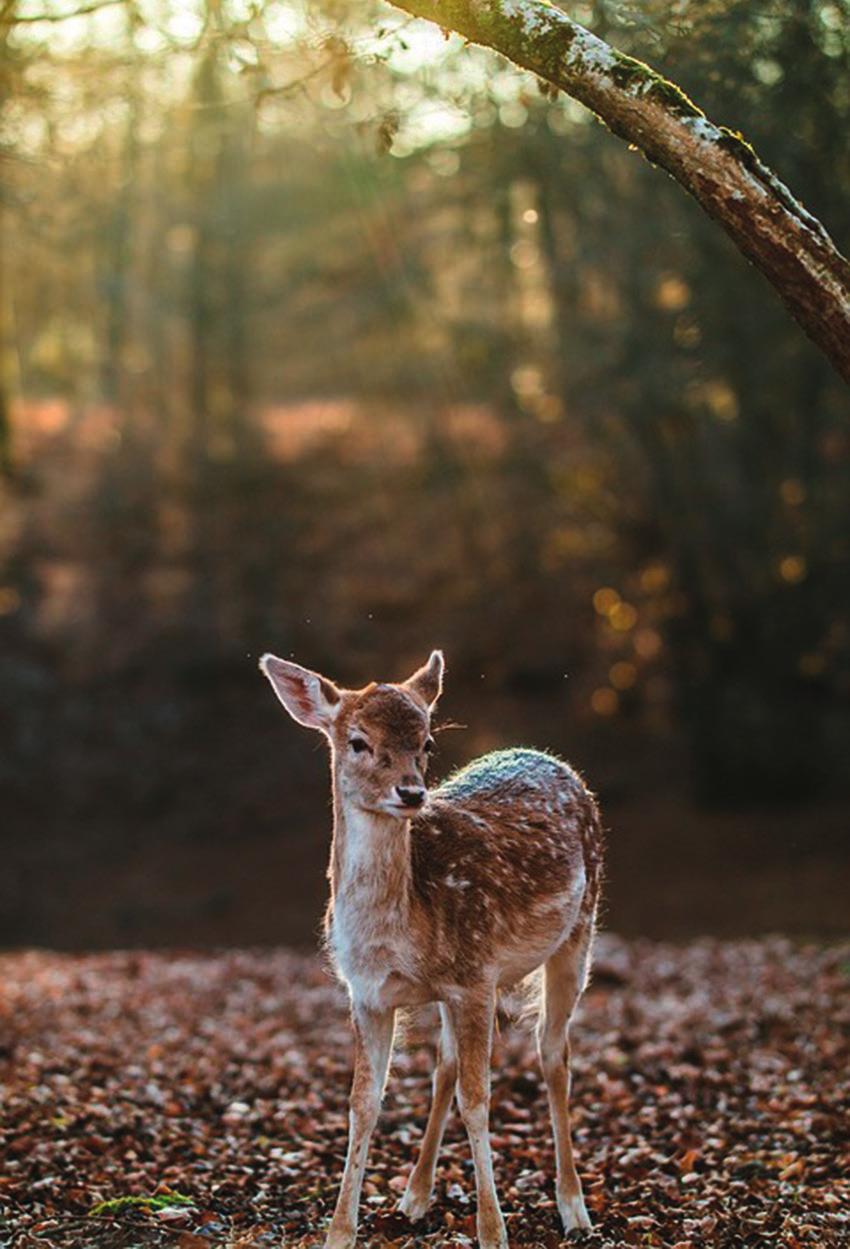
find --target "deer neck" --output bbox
[329,791,413,915]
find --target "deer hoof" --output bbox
[558,1190,592,1233]
[324,1222,356,1249]
[398,1184,431,1221]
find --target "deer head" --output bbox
[259,650,444,817]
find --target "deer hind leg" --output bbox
[537,922,594,1234]
[325,1004,395,1249]
[399,1003,457,1221]
[448,991,507,1249]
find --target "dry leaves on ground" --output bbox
[0,936,848,1248]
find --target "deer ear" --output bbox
[259,654,341,733]
[404,649,444,710]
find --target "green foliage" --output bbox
[90,1192,195,1216]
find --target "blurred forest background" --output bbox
[0,0,848,950]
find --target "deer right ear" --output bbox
[404,649,445,710]
[259,654,341,733]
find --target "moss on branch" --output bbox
[609,51,704,119]
[715,125,759,170]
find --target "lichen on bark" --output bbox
[471,0,578,81]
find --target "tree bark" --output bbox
[388,0,850,383]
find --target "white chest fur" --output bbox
[329,808,421,1009]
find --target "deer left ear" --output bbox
[404,649,444,710]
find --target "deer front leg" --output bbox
[448,991,507,1249]
[399,1003,457,1221]
[325,1004,395,1249]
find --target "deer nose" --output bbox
[396,785,425,809]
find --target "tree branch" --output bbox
[4,0,125,24]
[387,0,850,382]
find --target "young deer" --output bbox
[259,650,602,1249]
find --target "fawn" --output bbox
[259,649,602,1249]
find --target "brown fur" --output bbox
[259,650,603,1249]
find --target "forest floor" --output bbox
[0,938,848,1249]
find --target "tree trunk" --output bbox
[100,37,140,407]
[389,0,850,383]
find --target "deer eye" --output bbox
[424,737,435,754]
[349,737,371,755]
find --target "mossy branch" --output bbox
[387,0,850,383]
